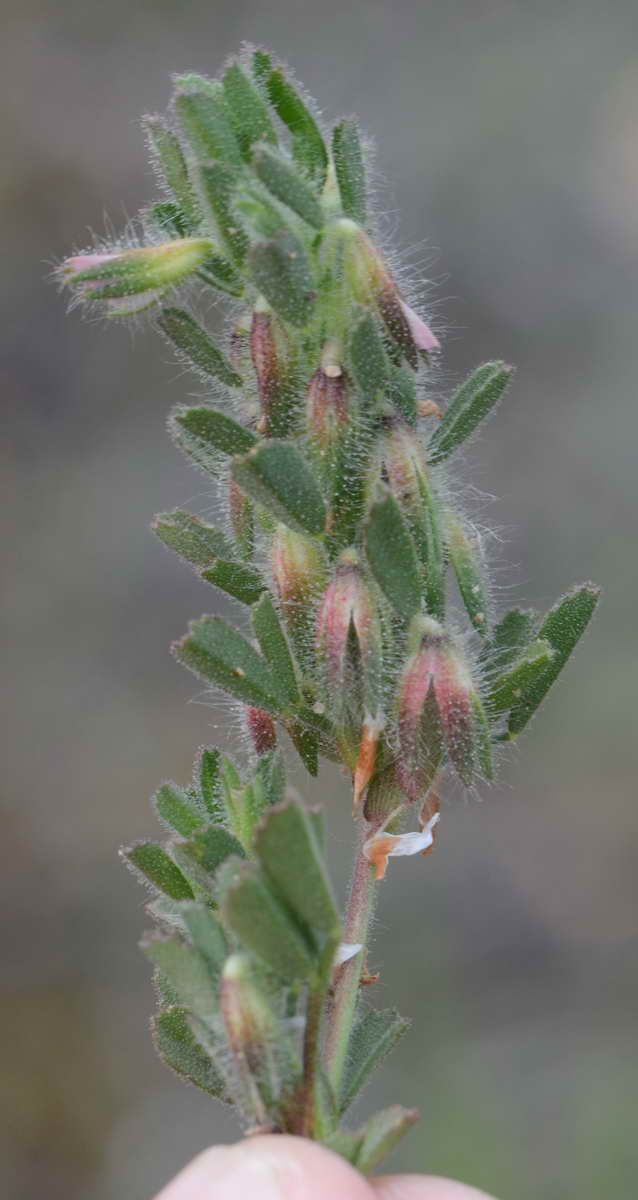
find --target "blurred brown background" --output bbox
[2,2,637,1197]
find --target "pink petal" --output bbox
[399,300,440,351]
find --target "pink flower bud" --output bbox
[229,479,255,560]
[306,365,348,450]
[245,705,277,755]
[316,553,382,755]
[398,300,440,352]
[397,617,476,800]
[250,310,279,433]
[60,238,214,317]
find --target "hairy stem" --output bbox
[324,815,377,1095]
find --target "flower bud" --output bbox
[397,616,477,800]
[245,705,277,755]
[271,526,326,661]
[306,365,348,451]
[316,550,382,743]
[61,238,214,317]
[250,309,279,433]
[220,952,280,1116]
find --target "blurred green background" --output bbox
[3,2,637,1197]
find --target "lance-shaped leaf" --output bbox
[286,716,320,777]
[232,441,326,535]
[197,253,244,297]
[507,584,600,737]
[198,161,249,266]
[488,638,555,716]
[248,231,316,327]
[153,782,205,838]
[174,76,243,166]
[446,513,489,634]
[414,468,445,621]
[328,417,375,552]
[428,362,513,463]
[332,118,367,226]
[153,510,235,570]
[253,145,324,229]
[389,364,417,425]
[252,592,300,705]
[196,747,224,819]
[181,902,228,976]
[123,842,194,900]
[350,310,389,402]
[253,749,286,809]
[201,560,266,605]
[254,799,340,947]
[354,1105,420,1174]
[339,1007,411,1115]
[483,607,538,675]
[181,825,247,880]
[145,118,198,227]
[174,406,257,459]
[157,307,242,388]
[152,1006,231,1100]
[174,615,291,713]
[219,858,314,980]
[144,935,217,1024]
[365,491,422,622]
[265,68,328,186]
[222,63,278,158]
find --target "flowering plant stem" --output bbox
[59,44,599,1175]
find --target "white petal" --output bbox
[387,813,441,857]
[334,942,363,966]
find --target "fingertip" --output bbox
[155,1134,376,1199]
[371,1174,497,1199]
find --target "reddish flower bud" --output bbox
[316,550,382,735]
[397,617,476,800]
[229,479,255,560]
[306,364,348,451]
[250,309,280,433]
[271,526,326,661]
[245,705,277,755]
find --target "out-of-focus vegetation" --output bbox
[2,2,637,1197]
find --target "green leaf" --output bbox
[144,935,217,1023]
[286,717,320,777]
[446,513,489,635]
[507,584,600,737]
[389,364,417,425]
[254,749,286,809]
[428,362,513,463]
[252,49,272,89]
[144,118,198,226]
[201,560,266,605]
[174,615,291,713]
[154,783,205,837]
[328,417,375,553]
[183,824,246,875]
[413,468,445,621]
[174,406,257,458]
[365,491,422,622]
[174,77,243,166]
[198,160,249,266]
[181,902,228,976]
[197,254,244,297]
[222,63,278,158]
[157,308,242,388]
[350,310,389,401]
[123,842,194,900]
[196,747,224,819]
[153,510,235,569]
[472,693,494,780]
[483,607,538,674]
[254,799,340,946]
[252,593,300,705]
[354,1105,420,1174]
[152,1006,231,1099]
[219,858,315,979]
[232,441,326,535]
[339,1007,411,1115]
[252,145,324,229]
[266,68,328,186]
[488,638,555,716]
[248,231,316,327]
[332,119,367,226]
